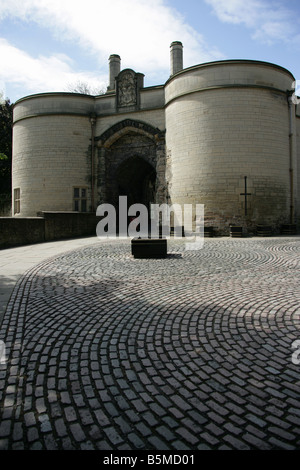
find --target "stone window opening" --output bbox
[14,188,20,215]
[73,187,87,212]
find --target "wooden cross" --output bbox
[240,176,252,216]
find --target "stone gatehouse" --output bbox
[12,42,300,233]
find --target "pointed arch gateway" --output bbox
[95,119,166,215]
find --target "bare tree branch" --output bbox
[65,81,105,96]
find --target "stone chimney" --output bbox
[107,54,121,91]
[170,41,183,76]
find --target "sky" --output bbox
[0,0,300,103]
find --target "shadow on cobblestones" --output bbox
[0,238,299,450]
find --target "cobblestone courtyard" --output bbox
[0,236,299,450]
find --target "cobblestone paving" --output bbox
[0,237,299,450]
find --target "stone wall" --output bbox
[296,110,300,224]
[0,217,45,248]
[42,212,100,241]
[0,212,100,249]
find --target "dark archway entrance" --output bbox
[95,119,166,212]
[117,156,156,209]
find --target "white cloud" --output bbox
[0,0,224,85]
[0,38,107,96]
[204,0,298,45]
[204,0,265,27]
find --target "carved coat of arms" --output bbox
[117,70,137,107]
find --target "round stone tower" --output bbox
[12,93,94,217]
[165,59,297,232]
